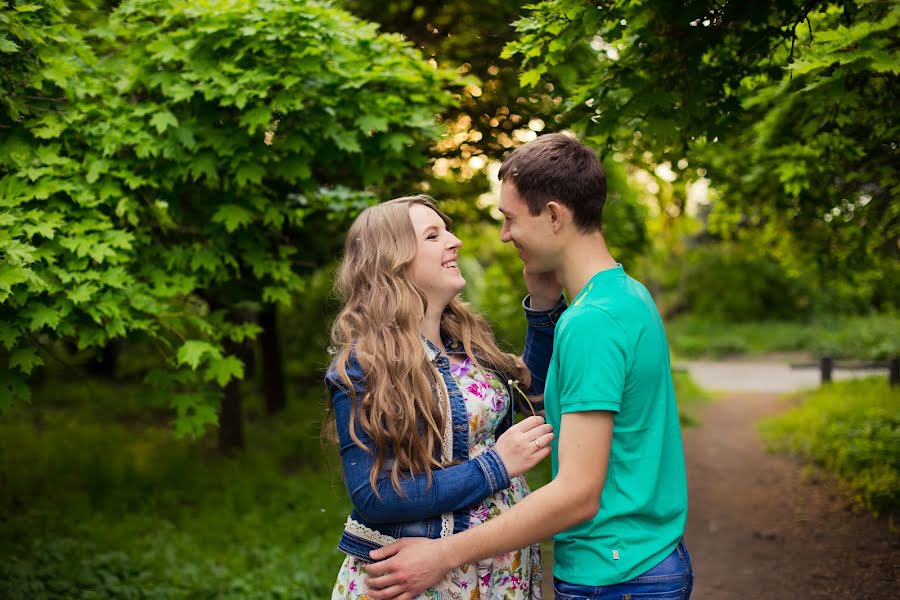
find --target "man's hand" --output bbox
[364,538,453,599]
[523,268,562,310]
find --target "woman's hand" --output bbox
[523,267,562,310]
[494,415,555,477]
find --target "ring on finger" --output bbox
[532,439,541,450]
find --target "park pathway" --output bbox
[682,392,898,599]
[541,361,898,598]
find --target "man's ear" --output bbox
[546,201,569,232]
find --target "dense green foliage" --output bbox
[760,378,900,517]
[1,0,456,432]
[504,0,899,313]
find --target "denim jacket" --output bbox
[326,295,567,562]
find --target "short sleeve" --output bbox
[555,307,629,414]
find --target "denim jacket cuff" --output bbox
[474,448,511,494]
[522,293,567,327]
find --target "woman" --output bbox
[325,195,566,599]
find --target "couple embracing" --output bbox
[324,133,692,600]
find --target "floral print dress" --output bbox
[332,356,542,599]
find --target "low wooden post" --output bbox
[820,355,833,384]
[890,357,899,387]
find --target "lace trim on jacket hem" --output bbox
[344,517,398,546]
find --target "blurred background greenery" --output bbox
[1,0,897,597]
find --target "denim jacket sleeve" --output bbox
[326,363,510,524]
[522,293,567,399]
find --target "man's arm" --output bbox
[364,410,613,599]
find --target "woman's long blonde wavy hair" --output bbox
[324,195,532,495]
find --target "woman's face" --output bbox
[407,203,465,307]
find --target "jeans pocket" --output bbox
[552,580,593,600]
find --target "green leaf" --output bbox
[239,105,272,131]
[3,240,37,265]
[176,340,220,369]
[262,286,291,305]
[23,220,59,239]
[85,157,112,183]
[150,110,179,134]
[356,114,389,133]
[204,355,244,387]
[100,267,129,289]
[9,347,43,375]
[171,392,218,438]
[330,129,362,153]
[188,153,218,182]
[0,263,29,289]
[32,115,65,139]
[174,126,196,149]
[234,163,265,187]
[189,248,220,272]
[0,322,21,351]
[0,36,21,53]
[212,204,253,232]
[76,326,108,351]
[24,303,61,331]
[225,321,262,343]
[66,282,98,304]
[519,68,543,88]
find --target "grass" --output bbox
[0,367,710,598]
[666,313,900,360]
[759,378,900,519]
[0,378,349,599]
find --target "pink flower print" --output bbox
[467,382,485,399]
[348,581,356,592]
[469,502,490,525]
[490,390,505,412]
[479,572,491,586]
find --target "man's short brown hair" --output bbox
[497,133,607,233]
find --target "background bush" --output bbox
[759,378,900,518]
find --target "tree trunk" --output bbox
[218,336,245,454]
[259,304,287,415]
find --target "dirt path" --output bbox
[682,393,899,599]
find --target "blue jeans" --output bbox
[553,538,694,599]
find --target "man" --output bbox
[365,133,692,599]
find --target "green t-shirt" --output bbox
[544,264,688,585]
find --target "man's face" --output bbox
[498,181,557,273]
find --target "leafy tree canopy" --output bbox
[0,0,458,429]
